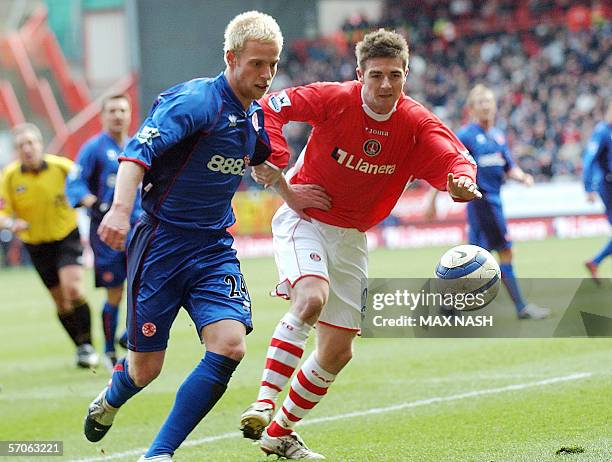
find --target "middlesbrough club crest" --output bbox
[363,139,382,157]
[142,322,157,337]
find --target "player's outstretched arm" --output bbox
[446,173,482,201]
[98,161,144,250]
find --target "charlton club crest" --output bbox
[363,139,382,157]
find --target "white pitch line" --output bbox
[68,372,592,462]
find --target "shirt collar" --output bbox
[101,131,124,149]
[361,86,397,122]
[217,72,250,113]
[21,160,48,173]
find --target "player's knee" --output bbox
[294,290,327,318]
[129,363,162,387]
[334,347,353,367]
[56,302,71,315]
[318,345,352,373]
[221,343,246,362]
[63,285,84,304]
[499,247,513,263]
[209,337,246,361]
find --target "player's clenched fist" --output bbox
[97,207,130,250]
[447,172,482,201]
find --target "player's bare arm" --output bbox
[0,217,29,232]
[251,162,283,185]
[507,166,534,186]
[80,194,98,208]
[98,161,144,250]
[272,174,331,221]
[447,172,482,200]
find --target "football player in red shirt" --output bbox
[240,29,481,459]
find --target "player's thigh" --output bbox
[184,249,253,341]
[319,228,367,332]
[125,219,184,353]
[272,204,330,298]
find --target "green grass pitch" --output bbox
[1,236,610,461]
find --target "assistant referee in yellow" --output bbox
[0,123,98,368]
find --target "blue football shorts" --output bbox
[467,194,512,251]
[90,221,128,288]
[125,213,252,352]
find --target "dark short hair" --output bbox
[102,94,130,111]
[355,29,409,70]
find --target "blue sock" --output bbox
[592,238,612,265]
[500,263,527,313]
[106,357,143,408]
[145,351,240,457]
[102,302,119,353]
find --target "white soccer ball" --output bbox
[434,244,501,311]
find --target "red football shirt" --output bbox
[262,81,476,231]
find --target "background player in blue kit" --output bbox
[66,94,141,368]
[82,11,289,461]
[429,84,550,319]
[583,101,612,283]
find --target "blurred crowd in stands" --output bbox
[263,0,610,185]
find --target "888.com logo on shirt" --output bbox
[206,154,249,176]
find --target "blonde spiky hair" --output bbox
[467,84,494,108]
[223,10,283,63]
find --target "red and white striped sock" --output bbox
[267,352,336,437]
[256,312,312,408]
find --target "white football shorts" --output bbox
[272,203,368,331]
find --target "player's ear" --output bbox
[356,67,364,83]
[226,50,236,68]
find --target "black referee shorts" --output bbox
[24,228,84,288]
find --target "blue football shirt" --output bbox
[457,123,515,195]
[66,131,142,224]
[120,73,271,231]
[583,121,611,192]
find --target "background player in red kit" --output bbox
[240,29,481,459]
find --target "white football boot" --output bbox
[260,428,325,460]
[239,401,274,440]
[83,387,118,442]
[137,455,172,461]
[76,343,99,368]
[518,303,551,320]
